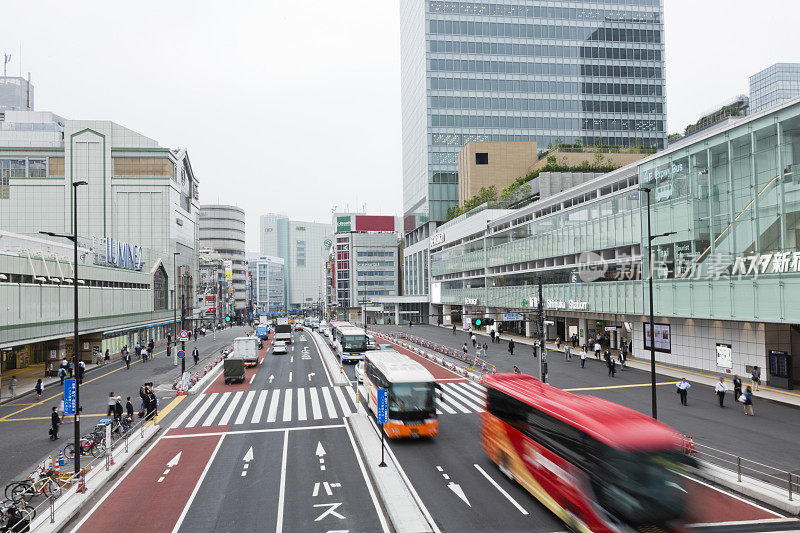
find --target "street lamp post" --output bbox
[172,252,180,366]
[639,186,676,421]
[40,179,88,476]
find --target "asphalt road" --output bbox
[373,324,800,475]
[0,326,245,487]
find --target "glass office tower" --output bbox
[400,0,667,229]
[750,63,800,113]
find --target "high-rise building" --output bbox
[247,255,285,316]
[260,214,331,310]
[0,76,34,111]
[199,205,246,319]
[750,63,800,113]
[400,0,667,229]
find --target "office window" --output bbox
[475,153,489,165]
[296,240,306,267]
[29,159,47,178]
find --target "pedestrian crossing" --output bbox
[172,380,487,429]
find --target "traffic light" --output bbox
[225,316,231,322]
[485,318,495,326]
[474,318,483,327]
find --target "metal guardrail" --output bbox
[686,440,798,501]
[25,412,157,529]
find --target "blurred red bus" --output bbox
[480,373,696,532]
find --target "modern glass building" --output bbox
[750,63,800,113]
[400,0,667,229]
[199,205,247,318]
[424,96,800,386]
[247,255,285,315]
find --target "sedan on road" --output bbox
[272,340,287,354]
[377,343,394,350]
[354,361,365,383]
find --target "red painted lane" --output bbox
[166,425,229,437]
[205,339,271,394]
[685,476,781,524]
[382,338,466,381]
[77,434,221,532]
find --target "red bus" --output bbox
[481,374,696,532]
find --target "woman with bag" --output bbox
[741,386,754,415]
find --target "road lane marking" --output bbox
[473,463,529,515]
[170,394,206,427]
[234,390,256,425]
[680,474,783,517]
[170,434,226,533]
[563,381,679,392]
[443,383,483,411]
[249,373,256,385]
[320,387,337,418]
[289,371,293,383]
[439,389,472,413]
[333,386,352,415]
[218,391,243,425]
[344,417,391,533]
[186,393,217,427]
[449,382,485,409]
[462,380,486,395]
[267,389,281,422]
[275,430,289,533]
[436,398,457,414]
[162,423,346,438]
[201,392,230,426]
[282,389,293,422]
[309,387,323,420]
[251,390,269,423]
[297,388,308,422]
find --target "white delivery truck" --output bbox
[234,336,260,367]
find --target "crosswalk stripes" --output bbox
[320,387,337,419]
[251,390,269,424]
[448,383,485,411]
[218,391,243,425]
[235,391,256,425]
[202,391,231,426]
[266,390,281,422]
[333,387,352,416]
[171,393,206,427]
[297,388,308,422]
[309,388,323,420]
[282,389,293,422]
[186,393,217,427]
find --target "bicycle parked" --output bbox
[5,469,61,503]
[0,498,36,524]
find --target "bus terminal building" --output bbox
[419,97,800,389]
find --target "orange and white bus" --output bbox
[364,351,439,439]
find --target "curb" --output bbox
[187,353,227,395]
[309,331,350,386]
[29,424,160,532]
[346,414,436,532]
[695,461,800,515]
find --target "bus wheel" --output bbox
[498,454,513,481]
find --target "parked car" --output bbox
[377,343,394,350]
[322,326,331,338]
[354,361,365,383]
[272,340,287,354]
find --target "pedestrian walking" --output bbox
[508,339,515,356]
[34,379,43,400]
[471,333,477,348]
[104,348,110,364]
[742,386,755,415]
[135,342,141,359]
[58,366,66,385]
[124,349,131,370]
[49,406,60,440]
[495,330,501,344]
[77,360,85,384]
[556,336,561,350]
[107,392,116,415]
[126,397,134,421]
[594,342,602,359]
[462,343,468,357]
[148,339,155,356]
[193,346,200,365]
[676,378,691,406]
[140,346,148,363]
[513,365,521,374]
[607,356,616,377]
[482,343,488,358]
[733,375,742,401]
[580,347,586,368]
[572,334,578,349]
[750,366,761,391]
[715,377,728,407]
[564,346,571,361]
[8,376,17,399]
[145,390,158,421]
[113,396,123,422]
[68,360,74,378]
[452,324,457,335]
[532,345,537,358]
[620,343,628,369]
[489,329,495,343]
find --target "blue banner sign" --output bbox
[377,388,389,424]
[63,379,76,415]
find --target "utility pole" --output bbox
[537,276,547,383]
[181,292,186,374]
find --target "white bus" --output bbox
[332,325,368,362]
[363,350,439,438]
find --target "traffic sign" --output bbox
[177,350,185,359]
[179,330,189,340]
[377,388,388,424]
[63,379,76,415]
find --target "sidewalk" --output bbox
[0,338,171,405]
[435,324,800,409]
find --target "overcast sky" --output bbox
[1,1,797,251]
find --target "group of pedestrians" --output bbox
[677,371,758,415]
[134,339,156,363]
[489,328,502,343]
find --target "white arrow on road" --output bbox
[243,446,254,462]
[269,374,274,384]
[447,481,471,507]
[316,442,326,457]
[308,372,315,381]
[167,451,182,468]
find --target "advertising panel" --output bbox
[336,216,352,233]
[354,215,395,232]
[716,343,733,369]
[643,323,671,353]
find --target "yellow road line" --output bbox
[147,395,184,427]
[0,413,110,422]
[563,381,679,392]
[0,348,167,421]
[648,361,800,399]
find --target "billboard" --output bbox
[336,216,351,233]
[643,323,671,353]
[354,215,395,232]
[223,260,233,295]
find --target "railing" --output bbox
[690,440,799,501]
[26,412,157,530]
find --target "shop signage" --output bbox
[336,216,351,233]
[501,313,523,321]
[430,232,446,246]
[97,237,143,271]
[731,251,800,276]
[521,297,587,310]
[464,297,478,305]
[716,343,732,369]
[63,379,76,415]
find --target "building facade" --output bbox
[424,97,800,388]
[0,110,200,368]
[457,141,537,205]
[260,213,331,311]
[400,0,667,229]
[750,63,800,113]
[247,255,285,316]
[0,76,34,111]
[199,205,246,319]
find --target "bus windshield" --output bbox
[389,382,435,417]
[342,334,367,352]
[594,450,694,527]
